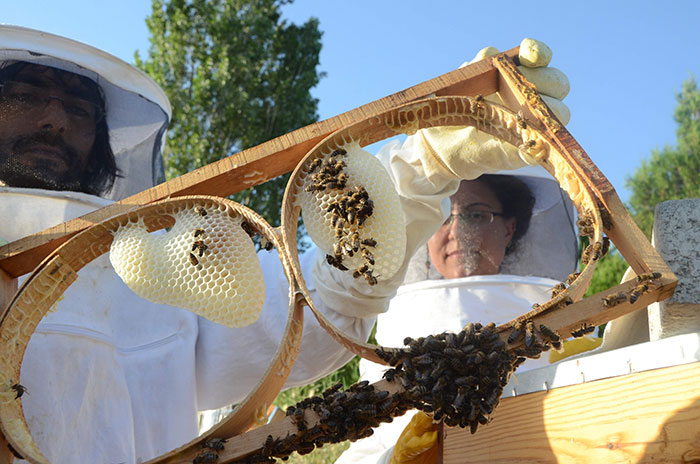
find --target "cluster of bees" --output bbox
[233,322,570,460]
[507,320,562,355]
[188,227,208,266]
[187,207,210,266]
[326,186,378,285]
[304,148,348,193]
[235,381,417,462]
[376,323,532,433]
[305,148,380,285]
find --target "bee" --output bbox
[602,236,611,255]
[348,232,360,253]
[305,182,325,193]
[193,228,204,238]
[566,272,581,285]
[291,407,307,431]
[11,383,27,399]
[260,236,274,251]
[637,271,661,283]
[473,94,485,110]
[629,283,649,304]
[326,254,348,271]
[507,322,524,344]
[539,324,561,345]
[516,111,527,129]
[581,242,603,265]
[361,248,375,265]
[571,323,595,338]
[551,283,567,298]
[383,369,399,382]
[576,213,592,228]
[331,148,347,157]
[327,202,341,214]
[353,264,369,279]
[192,240,208,257]
[365,273,378,286]
[262,435,276,457]
[346,209,356,225]
[361,238,377,248]
[202,437,227,451]
[189,253,199,266]
[342,239,355,256]
[524,320,537,348]
[195,207,207,217]
[241,220,256,238]
[192,451,218,464]
[602,292,627,308]
[355,404,377,420]
[333,173,349,189]
[307,157,323,173]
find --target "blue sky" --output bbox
[4,1,700,203]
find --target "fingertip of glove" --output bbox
[462,46,501,68]
[519,38,552,67]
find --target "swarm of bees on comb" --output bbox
[299,141,406,286]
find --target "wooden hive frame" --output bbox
[0,47,678,463]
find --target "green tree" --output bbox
[626,77,700,237]
[135,0,324,227]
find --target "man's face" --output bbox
[0,64,98,191]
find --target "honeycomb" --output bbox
[109,205,265,328]
[298,140,406,282]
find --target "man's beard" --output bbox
[0,132,85,192]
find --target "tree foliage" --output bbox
[135,0,324,226]
[626,77,700,236]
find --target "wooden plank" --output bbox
[0,48,517,279]
[442,361,700,463]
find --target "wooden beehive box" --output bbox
[440,332,700,463]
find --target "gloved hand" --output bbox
[416,38,571,182]
[388,412,439,464]
[462,38,570,124]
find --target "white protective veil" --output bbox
[0,24,171,200]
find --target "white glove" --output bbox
[417,38,570,182]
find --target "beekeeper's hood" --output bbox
[404,165,579,283]
[0,25,171,200]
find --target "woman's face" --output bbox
[428,179,516,279]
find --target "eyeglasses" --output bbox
[442,211,506,228]
[0,80,103,128]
